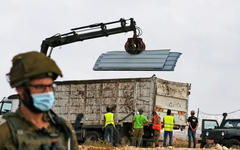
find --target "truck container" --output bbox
[52,76,191,144]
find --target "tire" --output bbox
[200,141,206,148]
[223,139,240,148]
[85,131,100,141]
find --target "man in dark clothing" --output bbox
[188,110,198,148]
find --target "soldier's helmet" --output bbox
[8,51,62,87]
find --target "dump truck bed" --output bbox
[53,77,190,128]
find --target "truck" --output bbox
[0,95,19,124]
[201,113,240,148]
[1,76,191,145]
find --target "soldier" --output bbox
[0,51,79,150]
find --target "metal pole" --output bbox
[197,108,199,118]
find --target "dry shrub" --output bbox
[231,145,240,149]
[84,138,113,148]
[171,137,202,148]
[204,143,217,148]
[172,138,188,148]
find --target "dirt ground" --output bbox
[78,144,234,150]
[79,139,238,150]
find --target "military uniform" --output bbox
[3,51,79,150]
[0,109,79,150]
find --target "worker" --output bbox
[0,51,79,150]
[132,108,148,147]
[104,106,115,145]
[152,111,162,147]
[163,109,174,147]
[188,110,198,148]
[111,106,119,147]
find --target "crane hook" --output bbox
[124,31,145,54]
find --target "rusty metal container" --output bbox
[53,76,191,128]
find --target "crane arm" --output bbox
[40,18,137,56]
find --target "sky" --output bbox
[1,0,240,117]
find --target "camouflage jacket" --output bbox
[0,108,79,150]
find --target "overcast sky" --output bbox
[1,0,240,116]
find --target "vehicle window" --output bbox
[237,122,240,128]
[224,120,240,128]
[0,102,12,114]
[204,120,218,129]
[224,121,233,128]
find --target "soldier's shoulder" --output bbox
[0,120,15,149]
[0,118,7,127]
[62,119,74,129]
[0,119,10,133]
[0,119,11,141]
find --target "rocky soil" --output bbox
[78,144,238,150]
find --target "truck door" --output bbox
[0,101,12,114]
[202,119,219,130]
[0,100,12,124]
[200,119,219,147]
[0,95,19,124]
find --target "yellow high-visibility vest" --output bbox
[164,115,174,131]
[104,112,114,127]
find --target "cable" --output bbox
[136,26,143,37]
[199,110,222,116]
[228,109,240,114]
[199,108,240,116]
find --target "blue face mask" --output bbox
[32,92,55,111]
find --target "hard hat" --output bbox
[8,51,62,87]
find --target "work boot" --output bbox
[152,143,155,148]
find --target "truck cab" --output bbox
[0,94,19,124]
[201,113,240,148]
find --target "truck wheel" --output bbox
[85,131,100,141]
[200,141,206,148]
[120,136,131,146]
[223,139,240,148]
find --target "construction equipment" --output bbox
[40,18,182,71]
[40,18,145,56]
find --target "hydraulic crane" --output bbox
[40,18,145,57]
